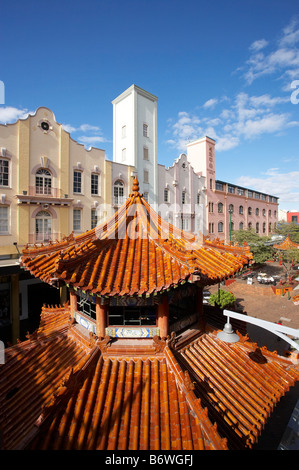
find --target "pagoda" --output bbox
[20,177,252,340]
[1,178,299,451]
[273,234,299,251]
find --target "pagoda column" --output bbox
[96,297,108,338]
[69,290,77,318]
[157,293,169,338]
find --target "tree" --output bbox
[274,222,299,243]
[231,229,273,264]
[209,289,236,309]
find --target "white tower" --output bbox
[112,85,158,206]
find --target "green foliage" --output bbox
[274,222,299,243]
[231,229,273,264]
[209,289,236,309]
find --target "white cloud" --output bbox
[78,135,108,146]
[167,90,293,153]
[0,106,33,123]
[236,169,299,207]
[249,39,269,51]
[203,98,218,109]
[62,122,108,148]
[242,18,299,85]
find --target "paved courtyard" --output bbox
[207,261,299,355]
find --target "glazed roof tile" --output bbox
[21,178,252,296]
[1,308,298,450]
[273,234,299,250]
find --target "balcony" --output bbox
[17,187,73,206]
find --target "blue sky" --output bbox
[1,0,299,211]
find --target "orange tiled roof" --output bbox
[21,178,252,296]
[0,307,93,450]
[1,308,298,450]
[273,234,299,250]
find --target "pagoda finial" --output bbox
[132,176,140,193]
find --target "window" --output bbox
[237,188,245,196]
[210,179,213,189]
[262,209,266,216]
[196,193,200,204]
[114,180,124,206]
[122,125,126,138]
[256,208,259,216]
[218,222,223,232]
[263,222,266,233]
[122,148,126,162]
[91,173,99,195]
[73,170,82,193]
[35,210,51,242]
[269,210,272,217]
[164,188,169,203]
[91,208,97,229]
[143,170,149,184]
[254,192,260,199]
[143,147,149,161]
[143,123,148,137]
[0,206,9,233]
[228,185,235,194]
[182,191,186,205]
[256,222,259,234]
[248,190,253,198]
[216,182,224,191]
[269,223,272,232]
[181,217,189,231]
[0,159,9,186]
[239,222,244,230]
[73,209,81,232]
[77,292,96,321]
[35,168,52,195]
[209,223,214,234]
[239,205,244,215]
[218,202,223,213]
[228,204,234,213]
[274,210,277,217]
[208,202,214,212]
[248,207,252,215]
[248,222,252,230]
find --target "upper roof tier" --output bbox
[21,178,252,297]
[273,234,299,250]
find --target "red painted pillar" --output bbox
[96,297,108,338]
[70,291,77,318]
[157,294,169,338]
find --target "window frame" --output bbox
[73,170,82,194]
[0,206,9,234]
[73,208,82,232]
[0,159,9,187]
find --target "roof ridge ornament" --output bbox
[132,176,140,193]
